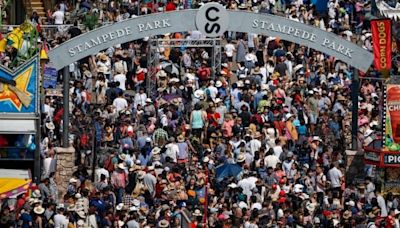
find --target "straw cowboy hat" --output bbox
[33,206,45,214]
[158,219,170,228]
[129,164,141,172]
[343,210,352,219]
[156,70,167,78]
[45,122,55,130]
[117,163,126,170]
[67,204,76,212]
[177,135,185,143]
[337,95,346,101]
[77,210,86,219]
[237,153,246,163]
[151,147,161,155]
[253,131,262,139]
[118,153,126,161]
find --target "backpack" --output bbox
[104,156,115,172]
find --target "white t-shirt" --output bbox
[273,145,283,158]
[264,155,280,169]
[225,43,235,57]
[54,214,69,228]
[165,143,179,162]
[328,167,343,188]
[316,173,326,193]
[113,97,128,112]
[114,73,127,91]
[53,10,65,25]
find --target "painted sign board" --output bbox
[0,56,39,114]
[48,3,373,71]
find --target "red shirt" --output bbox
[207,112,220,127]
[165,2,176,11]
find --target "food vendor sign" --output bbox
[384,84,400,151]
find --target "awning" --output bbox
[0,169,31,199]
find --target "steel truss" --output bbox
[147,38,221,97]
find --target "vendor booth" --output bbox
[0,56,41,183]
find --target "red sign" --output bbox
[371,19,392,71]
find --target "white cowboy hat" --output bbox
[228,183,238,188]
[236,80,244,87]
[215,80,223,88]
[306,202,315,212]
[34,206,45,214]
[194,89,205,99]
[145,98,152,103]
[221,63,228,68]
[32,189,41,198]
[45,122,55,130]
[203,156,210,163]
[116,203,124,211]
[77,210,86,219]
[237,153,246,163]
[193,209,202,217]
[67,204,76,212]
[157,70,167,78]
[312,136,323,142]
[215,98,222,104]
[69,178,78,183]
[285,113,294,120]
[75,193,82,199]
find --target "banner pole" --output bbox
[62,67,70,147]
[351,69,359,150]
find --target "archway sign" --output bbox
[49,3,373,72]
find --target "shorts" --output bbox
[309,113,318,124]
[227,56,233,62]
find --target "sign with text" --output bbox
[48,3,373,71]
[43,65,58,89]
[371,19,392,71]
[0,56,39,114]
[385,154,400,164]
[384,84,400,151]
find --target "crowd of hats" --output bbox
[2,0,396,227]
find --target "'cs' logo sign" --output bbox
[195,3,229,38]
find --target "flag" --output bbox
[371,19,392,71]
[40,40,49,60]
[19,20,34,33]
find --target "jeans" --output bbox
[116,187,124,204]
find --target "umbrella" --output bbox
[160,62,180,76]
[274,49,286,57]
[216,164,242,181]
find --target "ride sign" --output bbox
[195,3,229,38]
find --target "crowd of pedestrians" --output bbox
[0,0,399,227]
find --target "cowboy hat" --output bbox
[118,153,126,161]
[237,153,246,163]
[157,70,167,78]
[32,189,41,198]
[203,156,210,163]
[253,131,262,138]
[158,219,170,228]
[306,202,315,212]
[67,204,76,212]
[337,95,346,101]
[129,164,141,172]
[221,63,228,68]
[312,136,322,142]
[33,206,45,214]
[69,178,78,183]
[97,66,108,74]
[215,98,222,104]
[364,129,374,137]
[77,210,86,219]
[194,89,205,99]
[116,203,125,211]
[193,209,202,217]
[343,210,352,219]
[100,54,108,61]
[151,147,161,155]
[177,135,185,142]
[45,122,55,130]
[285,113,294,120]
[228,183,238,188]
[253,66,261,74]
[215,80,223,88]
[137,171,146,179]
[132,199,140,207]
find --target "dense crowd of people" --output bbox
[0,0,399,227]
